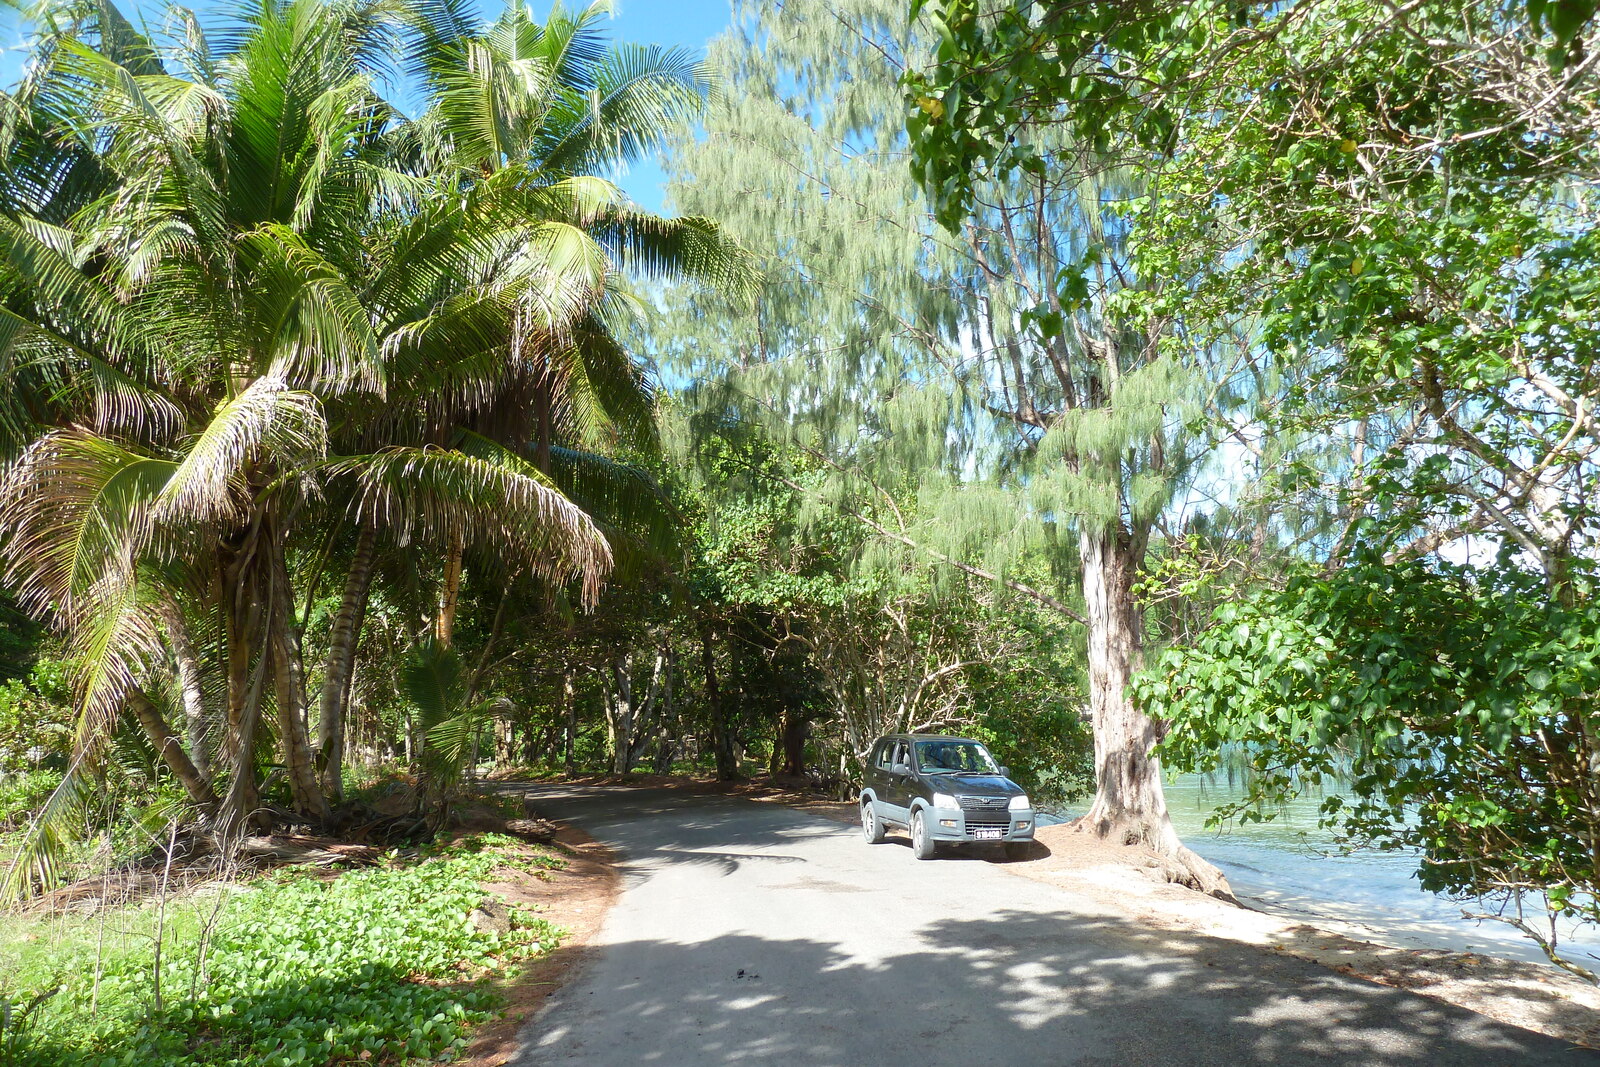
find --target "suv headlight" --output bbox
[1008,794,1030,811]
[931,792,957,809]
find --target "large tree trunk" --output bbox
[702,624,738,780]
[268,541,330,823]
[317,524,377,798]
[129,690,218,813]
[1077,523,1231,897]
[604,650,668,774]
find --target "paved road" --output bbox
[511,784,1595,1066]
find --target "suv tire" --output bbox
[910,808,937,860]
[861,799,886,844]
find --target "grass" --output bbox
[0,833,567,1066]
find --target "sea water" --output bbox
[1047,772,1599,971]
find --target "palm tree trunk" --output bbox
[317,524,377,798]
[437,530,464,648]
[220,551,254,769]
[218,537,266,837]
[129,690,218,813]
[218,628,267,840]
[267,540,329,822]
[160,601,212,782]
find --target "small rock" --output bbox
[468,899,512,935]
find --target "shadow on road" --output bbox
[530,910,1593,1065]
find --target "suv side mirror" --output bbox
[891,762,910,776]
[998,765,1010,778]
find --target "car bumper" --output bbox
[925,805,1035,843]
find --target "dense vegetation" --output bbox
[2,831,565,1065]
[2,0,1599,1057]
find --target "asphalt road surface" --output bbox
[511,783,1595,1066]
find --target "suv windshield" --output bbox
[914,740,1000,774]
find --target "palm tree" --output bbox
[0,0,729,896]
[302,0,753,796]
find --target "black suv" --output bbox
[859,734,1035,860]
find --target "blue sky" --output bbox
[0,0,734,211]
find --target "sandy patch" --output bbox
[1008,822,1600,1048]
[454,811,621,1067]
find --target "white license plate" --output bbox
[973,828,1003,840]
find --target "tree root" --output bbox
[1067,814,1238,904]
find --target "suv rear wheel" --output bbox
[910,808,937,860]
[861,799,886,844]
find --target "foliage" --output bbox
[1129,0,1600,582]
[0,659,71,774]
[906,0,1600,228]
[403,638,512,815]
[0,593,43,682]
[1140,551,1600,977]
[2,834,563,1066]
[906,0,1600,893]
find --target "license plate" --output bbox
[973,828,1003,840]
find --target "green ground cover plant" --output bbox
[0,834,564,1066]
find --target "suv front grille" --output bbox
[957,795,1010,832]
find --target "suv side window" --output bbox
[892,741,909,769]
[874,741,893,770]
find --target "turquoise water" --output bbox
[1065,773,1600,971]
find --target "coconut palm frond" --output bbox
[155,377,327,525]
[67,568,166,753]
[594,211,757,298]
[547,444,680,556]
[514,219,610,329]
[527,0,613,92]
[569,315,656,453]
[346,437,611,603]
[425,697,511,767]
[0,427,175,617]
[378,287,518,399]
[401,634,462,726]
[1,572,175,905]
[522,173,625,227]
[533,42,709,175]
[50,37,229,249]
[0,760,95,904]
[238,222,384,394]
[0,213,160,370]
[436,36,555,172]
[403,636,509,782]
[404,0,481,87]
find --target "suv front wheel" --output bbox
[861,799,886,844]
[910,808,937,860]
